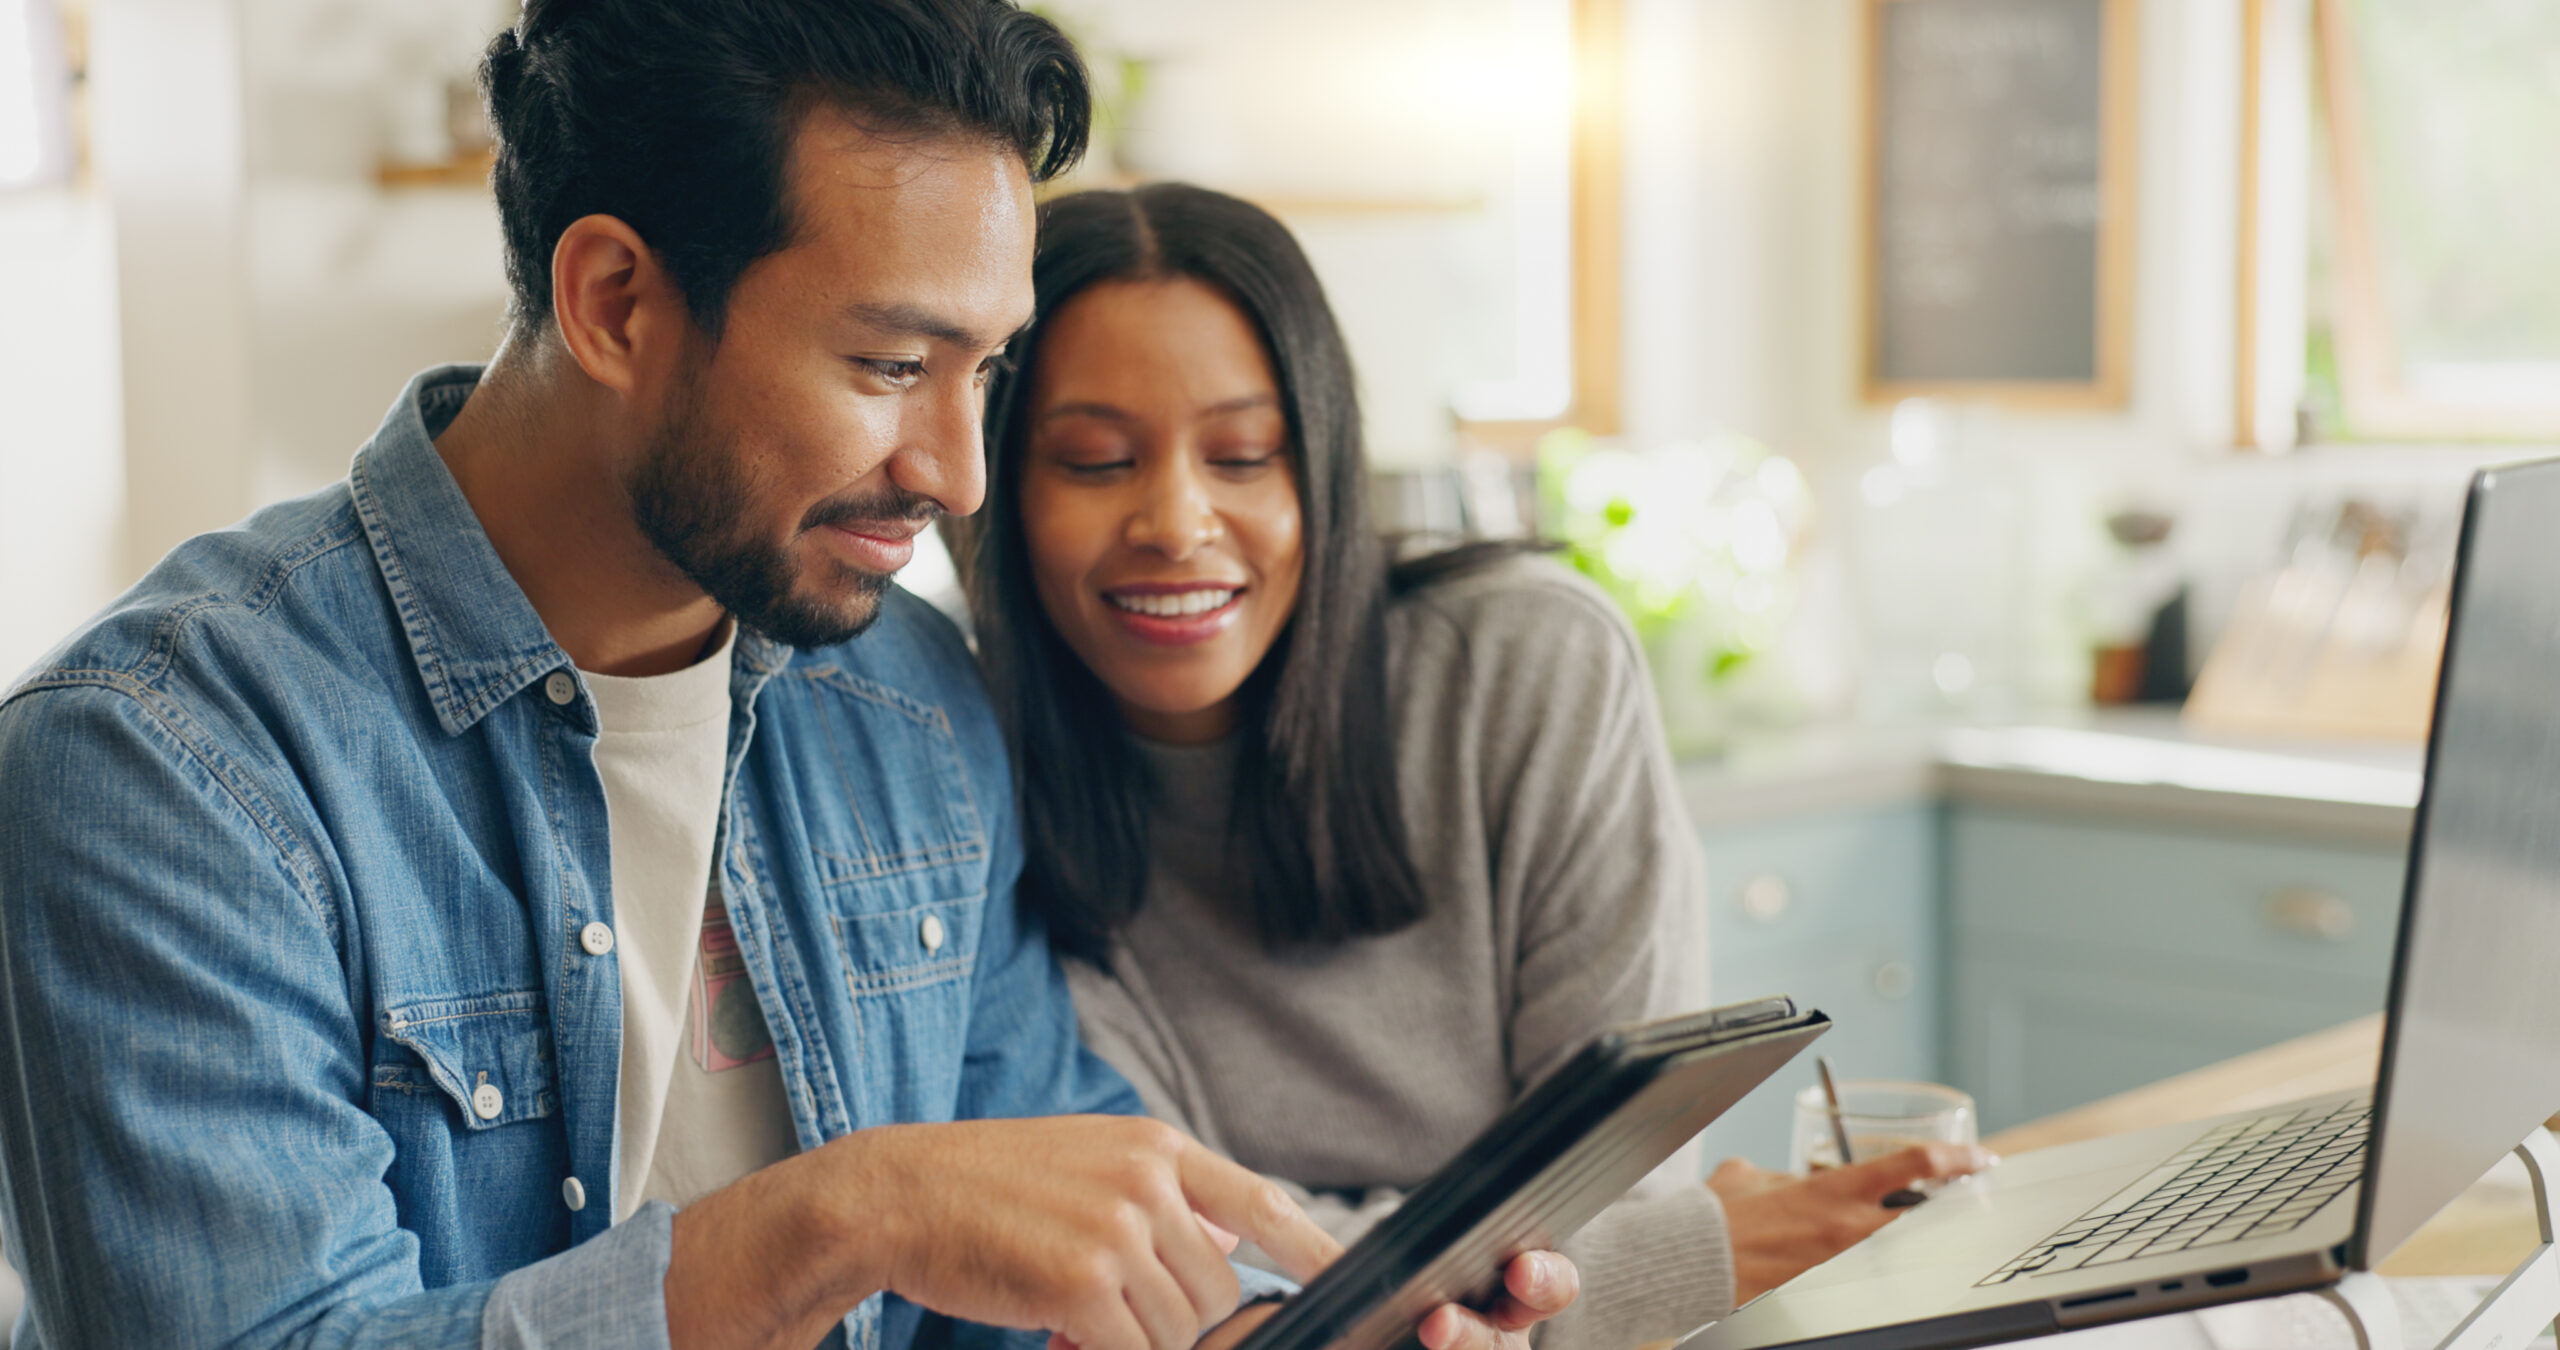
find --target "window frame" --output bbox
[2263,0,2560,444]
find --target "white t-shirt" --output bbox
[582,625,797,1222]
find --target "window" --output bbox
[0,0,72,190]
[2304,0,2560,440]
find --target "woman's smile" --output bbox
[1101,581,1248,643]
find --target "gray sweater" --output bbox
[1065,558,1732,1350]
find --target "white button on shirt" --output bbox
[471,1083,504,1120]
[920,913,945,953]
[544,670,576,705]
[580,922,615,956]
[561,1176,587,1212]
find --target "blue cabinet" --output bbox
[1682,754,2413,1170]
[1944,807,2407,1132]
[1695,804,1942,1170]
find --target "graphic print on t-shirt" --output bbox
[691,884,775,1072]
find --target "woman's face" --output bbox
[1018,277,1305,745]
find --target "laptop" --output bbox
[1691,455,2560,1349]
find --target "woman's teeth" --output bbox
[1109,589,1238,618]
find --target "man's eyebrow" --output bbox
[844,301,1029,352]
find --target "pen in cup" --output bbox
[1816,1056,1858,1166]
[1814,1056,1929,1208]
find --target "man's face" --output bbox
[626,113,1035,648]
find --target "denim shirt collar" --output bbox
[346,363,792,737]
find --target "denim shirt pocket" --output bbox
[825,886,985,1118]
[375,989,559,1129]
[783,664,990,1113]
[832,891,984,995]
[796,667,987,893]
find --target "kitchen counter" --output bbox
[1679,711,2425,845]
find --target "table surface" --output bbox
[1984,1014,2544,1278]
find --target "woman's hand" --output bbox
[1192,1251,1578,1350]
[1415,1251,1579,1350]
[1708,1144,1994,1306]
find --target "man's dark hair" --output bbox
[962,184,1534,962]
[480,0,1089,339]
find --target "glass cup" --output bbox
[1789,1079,1978,1174]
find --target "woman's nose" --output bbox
[1125,460,1220,558]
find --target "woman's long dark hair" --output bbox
[960,182,1434,962]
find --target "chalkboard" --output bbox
[1865,0,2135,406]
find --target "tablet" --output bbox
[1233,997,1830,1350]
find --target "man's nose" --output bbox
[901,376,989,518]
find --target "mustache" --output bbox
[798,485,945,535]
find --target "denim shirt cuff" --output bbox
[1232,1259,1297,1309]
[482,1201,677,1350]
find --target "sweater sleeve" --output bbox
[1436,563,1738,1347]
[1452,569,1709,1090]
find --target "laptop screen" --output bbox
[2359,455,2560,1266]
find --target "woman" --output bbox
[961,184,1983,1347]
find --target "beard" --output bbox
[626,365,942,649]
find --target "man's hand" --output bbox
[1193,1251,1579,1350]
[668,1115,1342,1350]
[1709,1144,1994,1306]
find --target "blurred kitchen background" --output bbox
[2,0,2556,1285]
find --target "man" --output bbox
[0,2,1575,1346]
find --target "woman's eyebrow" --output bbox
[1036,393,1280,426]
[1036,401,1136,425]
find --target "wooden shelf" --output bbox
[376,149,495,190]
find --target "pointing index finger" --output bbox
[1177,1144,1343,1283]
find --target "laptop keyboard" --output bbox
[1975,1099,2371,1286]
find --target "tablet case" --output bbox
[1233,997,1832,1350]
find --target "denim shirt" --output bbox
[0,366,1283,1347]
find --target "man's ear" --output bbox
[548,214,689,398]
